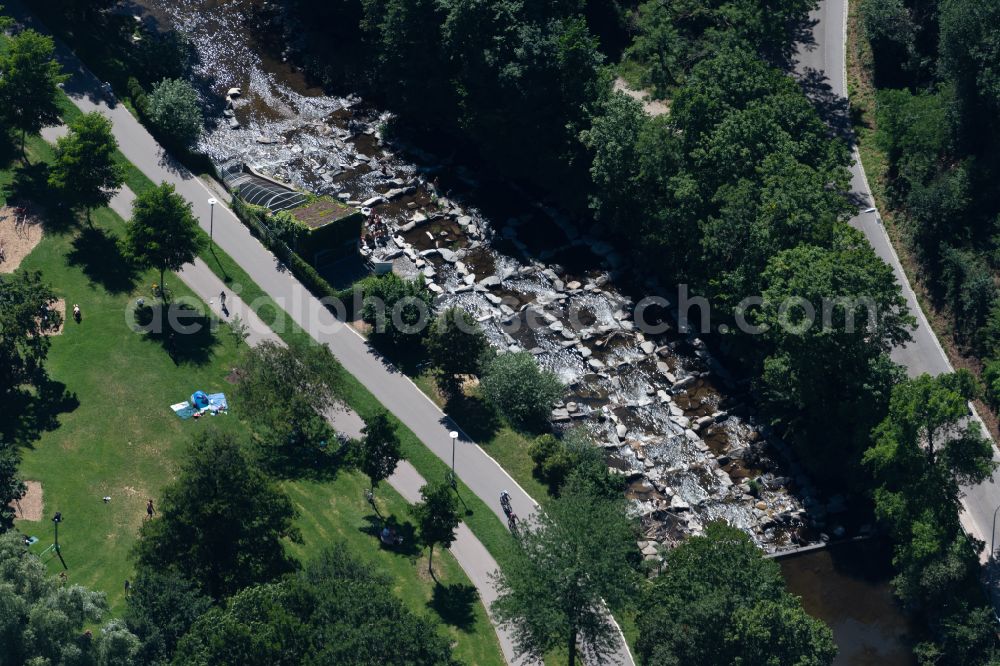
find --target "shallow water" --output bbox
[139,0,825,553]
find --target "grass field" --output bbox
[2,133,503,665]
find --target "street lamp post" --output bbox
[208,198,217,244]
[52,512,61,554]
[449,431,459,489]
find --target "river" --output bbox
[140,0,853,557]
[780,541,918,665]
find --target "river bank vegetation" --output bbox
[264,0,1000,662]
[8,0,1000,663]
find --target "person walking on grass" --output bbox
[146,499,155,520]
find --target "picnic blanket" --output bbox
[171,392,229,420]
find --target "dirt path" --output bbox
[613,77,669,117]
[0,206,44,272]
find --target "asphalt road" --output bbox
[16,5,635,662]
[796,0,1000,553]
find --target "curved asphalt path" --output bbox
[13,3,636,661]
[796,0,1000,558]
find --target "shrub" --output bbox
[358,273,432,347]
[529,434,576,492]
[147,78,203,148]
[480,351,563,430]
[426,307,488,394]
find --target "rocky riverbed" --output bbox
[140,0,853,557]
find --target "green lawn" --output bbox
[286,475,503,666]
[3,136,503,664]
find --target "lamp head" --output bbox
[52,512,62,523]
[449,431,458,441]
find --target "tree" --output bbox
[48,112,125,222]
[983,357,1000,410]
[174,546,458,665]
[132,31,194,86]
[425,307,488,395]
[636,522,835,666]
[126,181,204,301]
[491,482,637,666]
[359,272,433,348]
[480,351,563,430]
[124,569,211,666]
[132,429,300,600]
[580,91,650,238]
[354,410,402,494]
[527,428,617,497]
[95,619,142,666]
[623,0,683,97]
[234,340,343,473]
[147,78,203,148]
[754,226,913,484]
[0,447,25,532]
[0,271,62,398]
[0,29,67,157]
[0,531,138,665]
[864,371,995,607]
[412,481,460,576]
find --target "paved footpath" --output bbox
[796,0,1000,560]
[102,182,522,662]
[25,6,632,662]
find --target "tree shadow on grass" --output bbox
[66,227,139,294]
[0,380,79,450]
[7,163,77,234]
[443,393,501,442]
[135,302,220,366]
[428,582,479,632]
[360,513,420,557]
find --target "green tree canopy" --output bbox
[126,181,204,300]
[491,481,637,666]
[864,371,994,606]
[412,481,460,575]
[0,447,25,532]
[425,307,489,395]
[0,531,139,665]
[174,546,458,665]
[354,410,402,493]
[48,111,125,221]
[147,78,203,148]
[0,28,67,155]
[132,429,300,600]
[124,568,212,666]
[359,272,433,348]
[754,226,913,482]
[0,271,61,398]
[234,340,343,474]
[636,522,835,666]
[480,351,563,431]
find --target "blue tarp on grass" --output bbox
[171,392,228,420]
